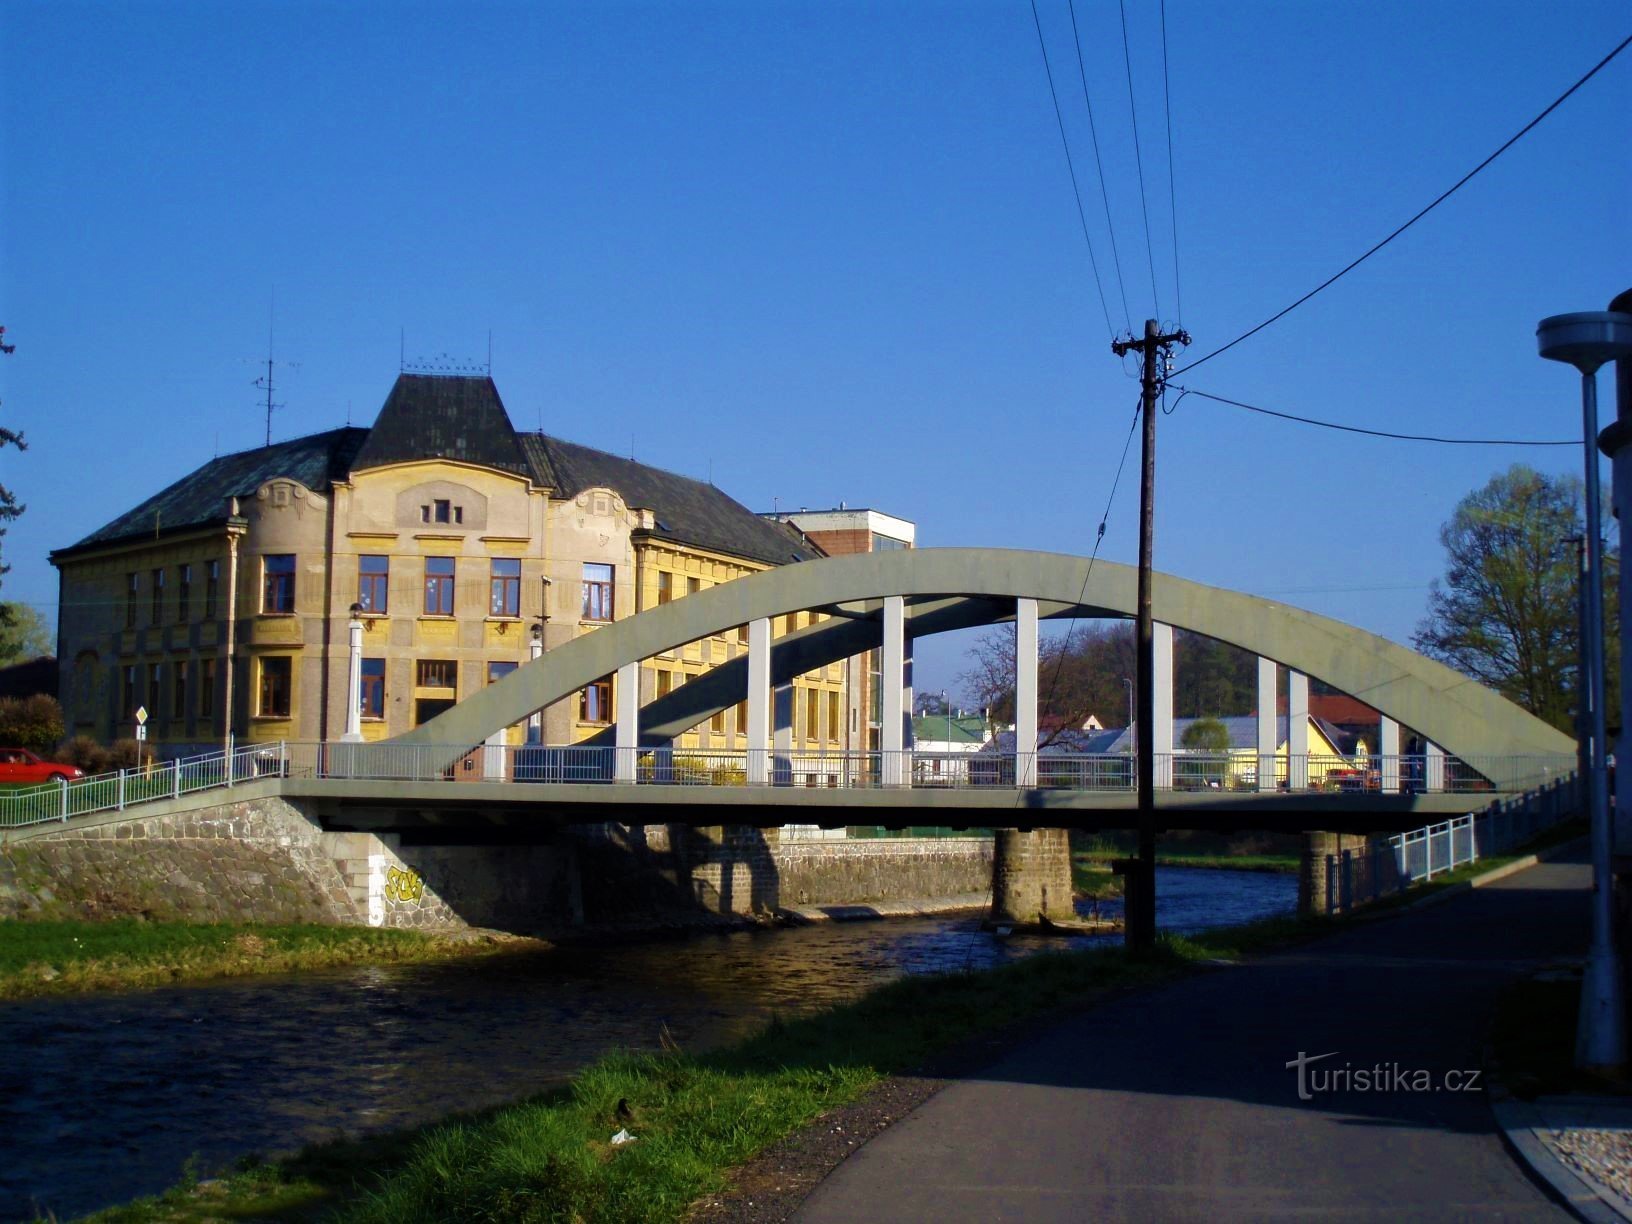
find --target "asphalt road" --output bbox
[796,853,1590,1222]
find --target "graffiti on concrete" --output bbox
[384,866,424,905]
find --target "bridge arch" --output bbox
[395,548,1572,764]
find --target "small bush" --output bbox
[0,693,65,754]
[52,734,143,775]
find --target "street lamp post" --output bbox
[528,621,545,744]
[342,602,365,743]
[1538,308,1632,1075]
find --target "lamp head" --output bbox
[1537,312,1632,375]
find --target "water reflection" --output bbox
[0,866,1293,1220]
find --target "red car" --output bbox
[0,749,83,785]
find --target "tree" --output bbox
[1414,465,1617,735]
[0,694,63,753]
[1181,716,1232,751]
[0,602,51,665]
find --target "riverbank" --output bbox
[79,913,1308,1224]
[0,920,539,1000]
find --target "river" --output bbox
[0,866,1294,1220]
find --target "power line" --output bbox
[1027,0,1117,341]
[1172,385,1581,446]
[1117,0,1161,317]
[1159,0,1182,326]
[1038,396,1142,734]
[1066,0,1131,332]
[1171,30,1632,379]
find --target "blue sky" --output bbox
[2,1,1628,704]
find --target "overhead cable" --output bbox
[1028,0,1117,341]
[1169,30,1632,379]
[1172,385,1580,446]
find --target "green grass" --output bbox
[0,920,495,999]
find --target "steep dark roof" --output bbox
[351,374,532,478]
[56,428,369,557]
[522,433,822,567]
[60,373,821,570]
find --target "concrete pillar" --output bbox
[1256,657,1277,791]
[1299,830,1343,916]
[882,595,905,786]
[990,828,1076,926]
[1425,740,1445,793]
[1153,622,1174,789]
[1380,716,1401,794]
[746,617,771,785]
[1287,671,1309,790]
[1015,597,1038,787]
[343,612,364,743]
[615,660,639,783]
[773,681,794,785]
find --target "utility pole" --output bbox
[1111,318,1190,952]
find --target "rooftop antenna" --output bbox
[487,329,493,376]
[250,288,298,446]
[399,327,405,371]
[630,432,636,462]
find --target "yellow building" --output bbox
[50,373,843,755]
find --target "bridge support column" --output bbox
[1425,740,1445,792]
[990,828,1076,926]
[1256,658,1277,791]
[1288,671,1310,790]
[1380,716,1400,793]
[1015,597,1038,787]
[1299,830,1344,916]
[615,661,639,783]
[1153,622,1174,789]
[773,682,794,786]
[882,595,905,786]
[747,617,771,785]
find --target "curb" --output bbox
[1493,1097,1632,1223]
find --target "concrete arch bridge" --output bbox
[298,548,1573,837]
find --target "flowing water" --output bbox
[0,866,1294,1220]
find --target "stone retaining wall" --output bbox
[0,797,355,924]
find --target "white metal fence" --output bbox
[0,739,1577,832]
[1322,774,1579,915]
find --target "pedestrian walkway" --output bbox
[797,854,1592,1222]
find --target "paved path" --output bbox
[797,854,1591,1222]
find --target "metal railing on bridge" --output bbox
[1322,774,1580,915]
[0,740,1575,833]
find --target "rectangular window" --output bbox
[258,656,292,717]
[416,659,456,690]
[423,557,455,616]
[686,576,700,598]
[734,699,747,735]
[737,624,749,645]
[487,660,517,685]
[490,558,521,617]
[808,689,820,742]
[579,679,612,724]
[582,563,613,621]
[360,658,385,719]
[656,669,672,699]
[657,571,672,605]
[205,560,219,620]
[711,708,725,734]
[173,662,186,717]
[199,658,216,718]
[121,665,138,718]
[148,662,162,716]
[262,554,295,614]
[434,499,451,524]
[125,573,139,629]
[151,569,164,624]
[829,691,840,742]
[784,613,798,636]
[358,555,389,615]
[177,564,191,622]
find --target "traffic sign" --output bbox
[135,725,147,742]
[134,706,148,726]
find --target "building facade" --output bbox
[52,373,845,756]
